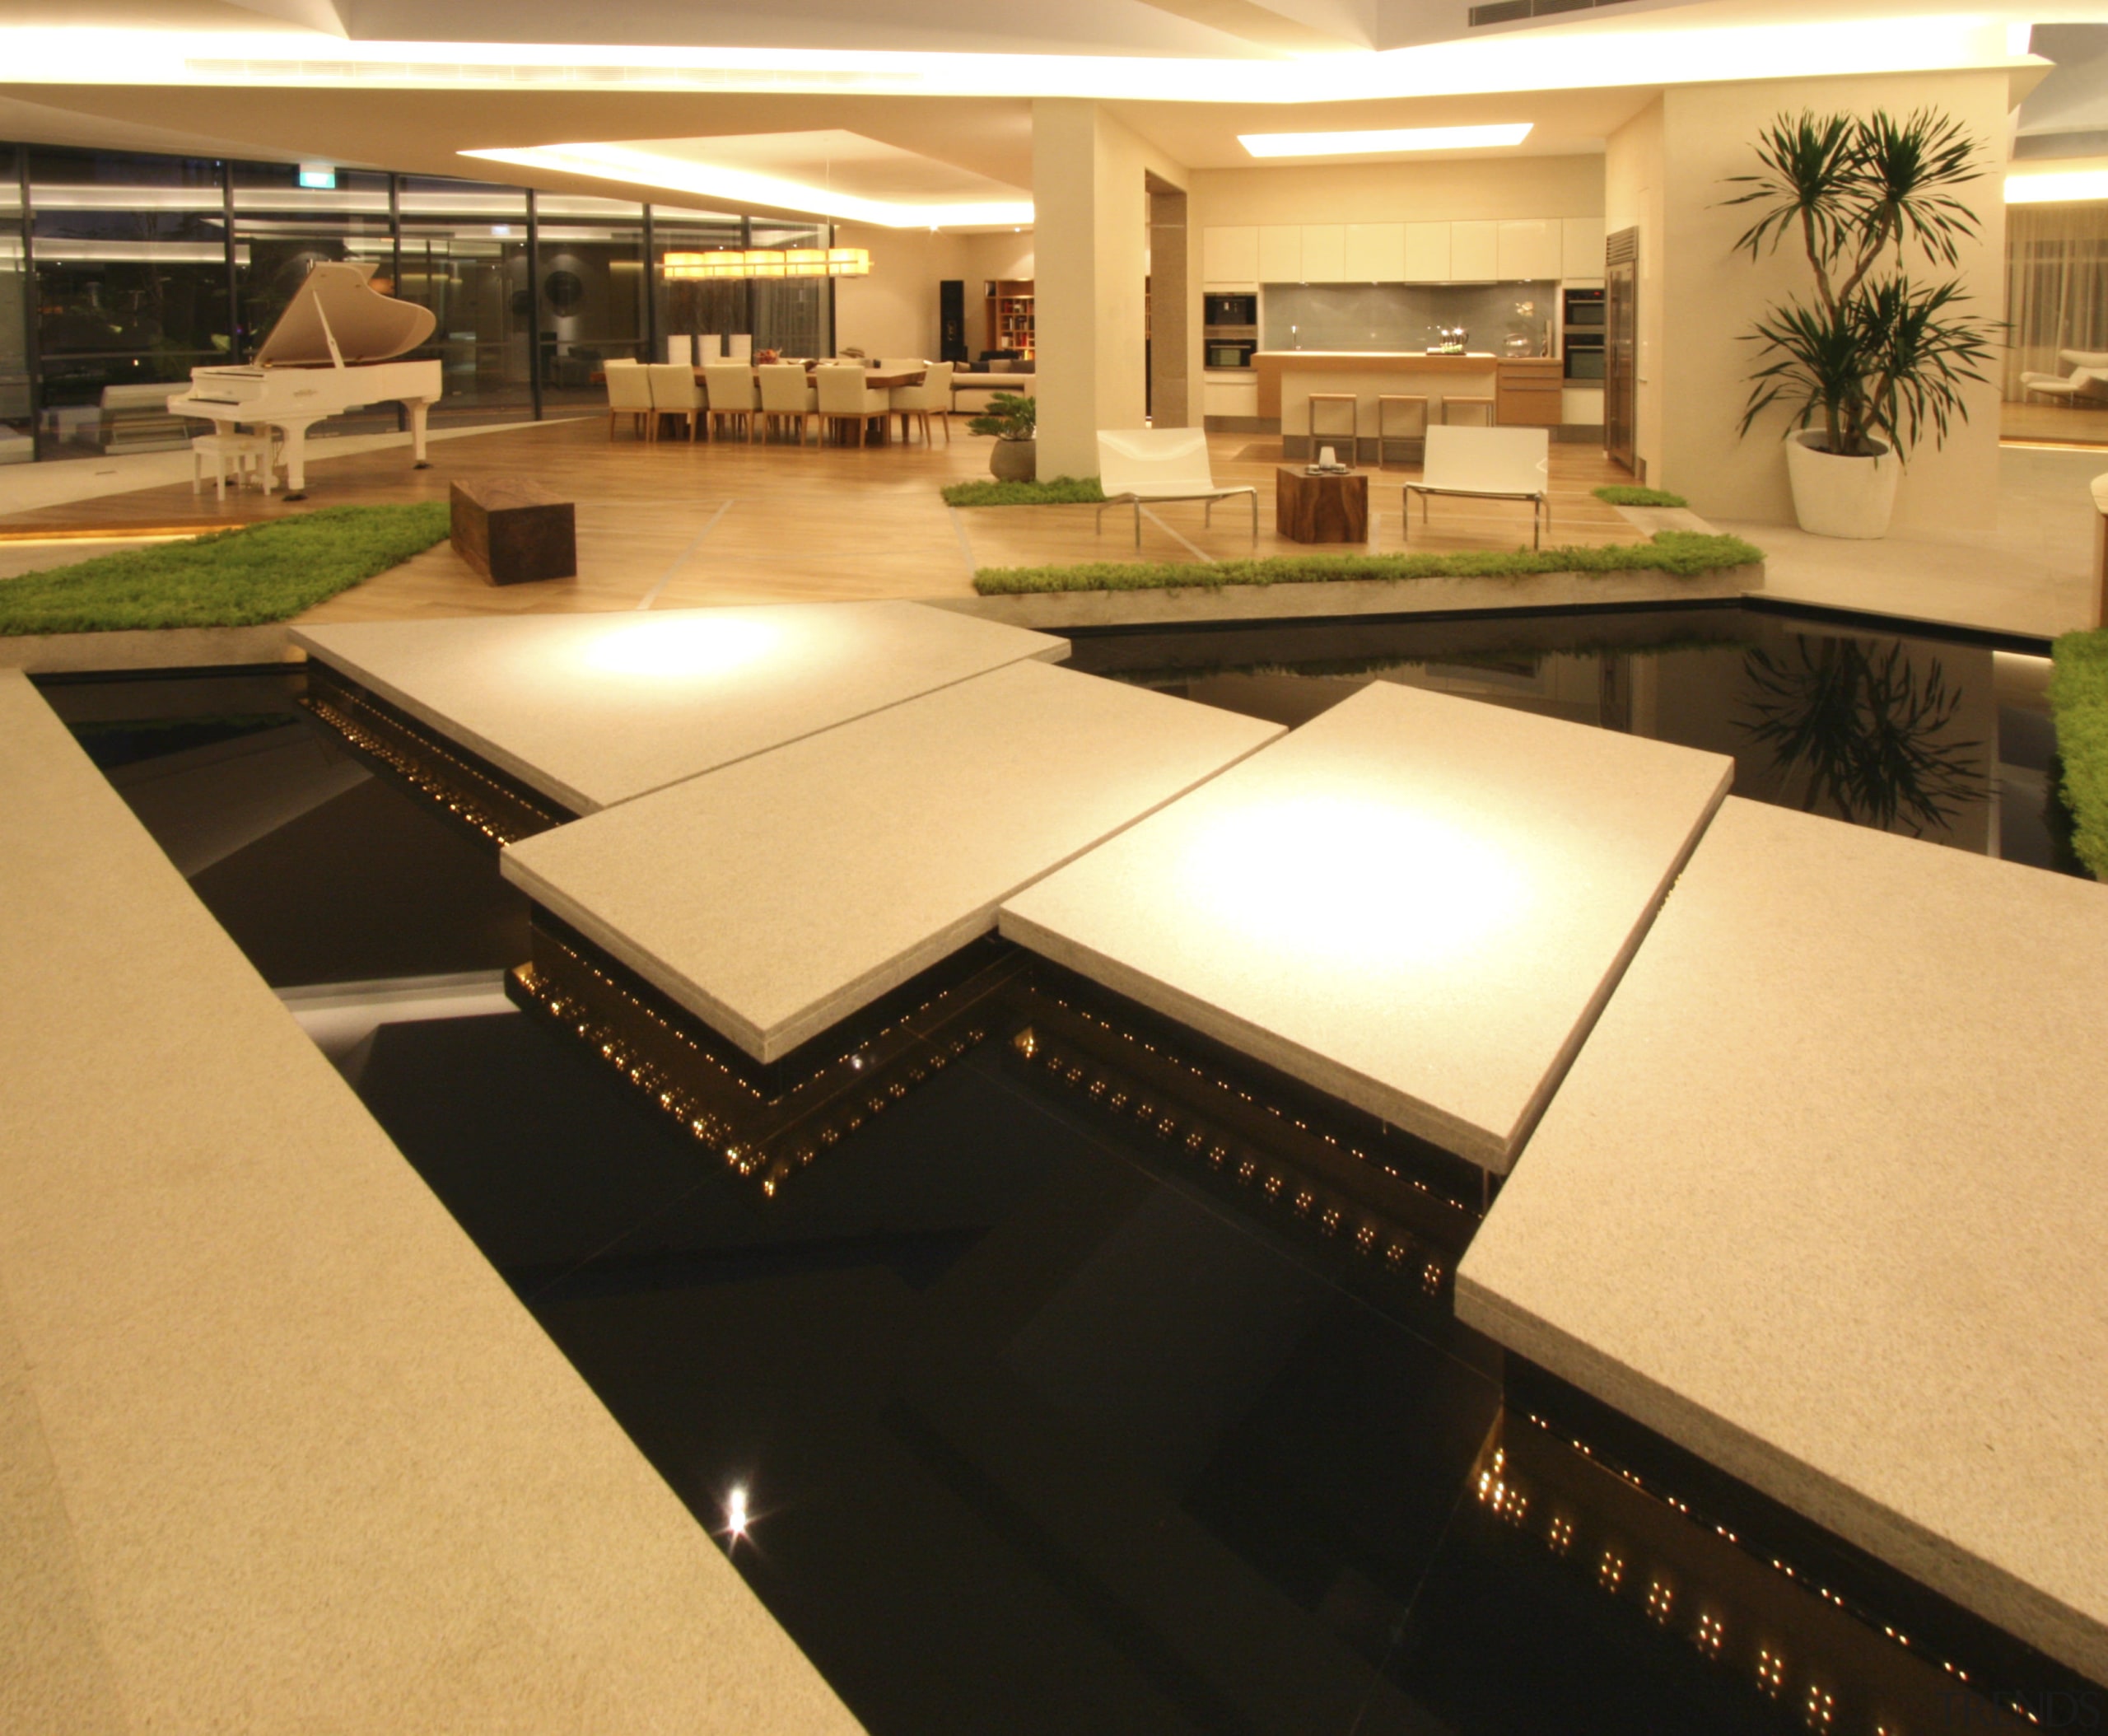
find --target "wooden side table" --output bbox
[450,479,576,586]
[1275,466,1369,544]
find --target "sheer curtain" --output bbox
[2003,202,2108,397]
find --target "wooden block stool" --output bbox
[1374,394,1428,469]
[1307,392,1360,464]
[450,478,576,586]
[1442,395,1496,427]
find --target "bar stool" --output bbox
[1374,394,1428,469]
[1441,395,1496,427]
[1307,392,1360,463]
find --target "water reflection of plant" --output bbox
[1739,636,1983,834]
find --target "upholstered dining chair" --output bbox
[604,359,655,441]
[889,362,953,445]
[815,363,891,446]
[703,361,758,441]
[646,362,707,441]
[756,363,818,444]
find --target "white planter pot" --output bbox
[1784,430,1899,539]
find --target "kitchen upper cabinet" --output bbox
[1449,221,1497,281]
[1202,225,1259,287]
[1343,222,1406,282]
[1257,225,1302,282]
[1299,224,1345,282]
[1497,218,1560,282]
[1562,216,1607,281]
[1404,222,1450,282]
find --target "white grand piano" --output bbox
[167,261,441,501]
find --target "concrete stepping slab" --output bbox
[501,660,1282,1063]
[1457,796,2108,1683]
[294,600,1066,814]
[999,680,1733,1170]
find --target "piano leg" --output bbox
[277,418,319,501]
[408,399,432,469]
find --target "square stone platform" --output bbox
[293,601,1066,814]
[999,681,1733,1171]
[1457,796,2108,1684]
[501,660,1282,1062]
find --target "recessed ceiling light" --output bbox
[1239,124,1532,158]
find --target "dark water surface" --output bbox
[44,604,2083,1734]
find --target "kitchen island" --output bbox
[1257,351,1543,459]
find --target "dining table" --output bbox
[590,364,926,390]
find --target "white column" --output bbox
[1033,99,1159,478]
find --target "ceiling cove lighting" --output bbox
[2006,170,2108,204]
[462,142,1030,229]
[1241,124,1532,158]
[0,16,2029,105]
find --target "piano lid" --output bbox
[254,260,436,368]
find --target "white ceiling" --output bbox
[0,0,2078,224]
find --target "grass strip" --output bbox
[1593,484,1691,508]
[941,475,1106,507]
[2050,627,2108,878]
[0,502,451,636]
[973,530,1762,596]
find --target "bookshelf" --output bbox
[983,279,1034,361]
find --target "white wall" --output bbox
[829,226,1035,361]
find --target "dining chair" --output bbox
[815,364,891,446]
[888,362,952,445]
[756,363,818,444]
[604,360,655,441]
[646,362,707,441]
[703,362,759,442]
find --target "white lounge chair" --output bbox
[1404,426,1551,548]
[2020,363,2108,406]
[1094,428,1257,548]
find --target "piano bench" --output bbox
[450,478,576,586]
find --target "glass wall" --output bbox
[0,141,833,459]
[395,176,533,426]
[0,146,27,463]
[230,161,399,436]
[30,147,232,457]
[752,219,830,359]
[536,193,647,413]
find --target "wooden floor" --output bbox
[0,418,1645,623]
[2001,398,2108,446]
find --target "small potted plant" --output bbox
[967,392,1037,482]
[1728,109,1998,539]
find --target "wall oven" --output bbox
[1204,292,1257,327]
[1206,340,1257,369]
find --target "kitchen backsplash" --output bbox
[1261,281,1555,355]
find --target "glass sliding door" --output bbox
[30,147,231,458]
[2003,201,2108,443]
[394,175,533,426]
[0,146,28,463]
[534,194,646,413]
[651,206,748,360]
[229,162,400,437]
[751,220,832,359]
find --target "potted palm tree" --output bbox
[1728,110,1999,539]
[967,392,1037,482]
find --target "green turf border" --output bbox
[940,475,1107,507]
[972,530,1761,596]
[1593,484,1691,509]
[0,502,452,636]
[2050,626,2108,878]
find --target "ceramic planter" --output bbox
[989,437,1037,483]
[1784,429,1899,539]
